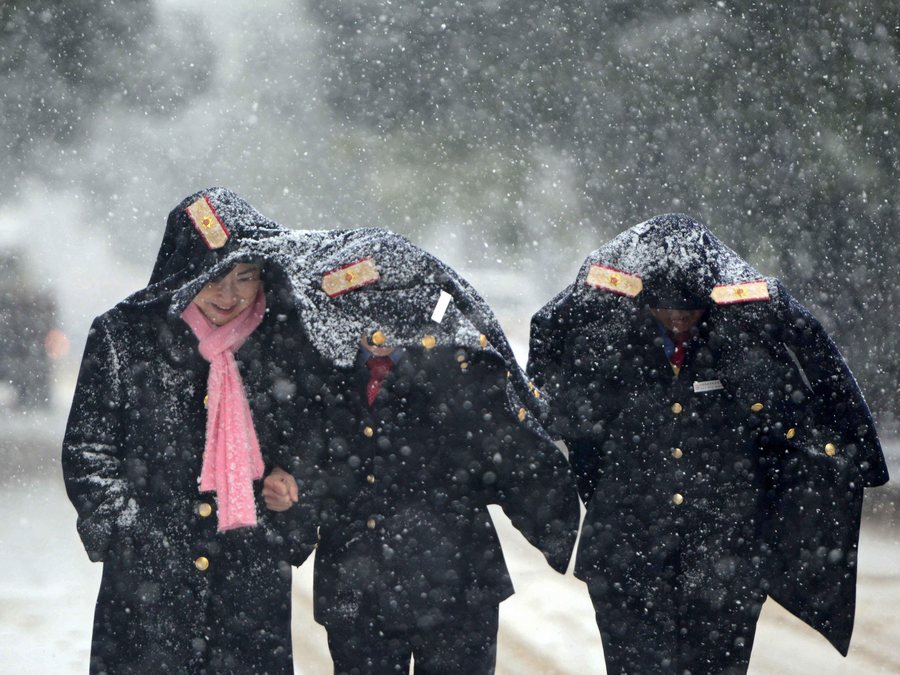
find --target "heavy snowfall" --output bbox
[1,1,898,673]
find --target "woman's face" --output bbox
[649,307,706,335]
[192,263,263,325]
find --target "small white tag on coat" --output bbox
[431,290,453,323]
[693,379,724,393]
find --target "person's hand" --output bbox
[263,466,299,512]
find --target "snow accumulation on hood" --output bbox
[122,187,547,420]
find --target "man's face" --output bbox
[191,263,262,325]
[650,307,706,335]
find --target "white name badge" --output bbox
[693,379,725,393]
[431,290,453,323]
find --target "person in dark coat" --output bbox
[528,214,889,674]
[266,232,580,674]
[62,187,325,674]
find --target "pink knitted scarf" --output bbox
[182,290,267,531]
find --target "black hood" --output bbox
[122,187,287,315]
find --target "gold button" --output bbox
[517,407,527,422]
[672,493,684,506]
[672,448,683,459]
[194,556,209,571]
[367,474,375,484]
[479,334,488,348]
[363,426,374,438]
[371,330,386,346]
[786,427,797,440]
[203,394,209,408]
[457,353,467,363]
[671,402,683,414]
[460,362,469,371]
[197,502,213,518]
[421,334,437,349]
[751,402,765,412]
[825,443,837,457]
[366,518,377,529]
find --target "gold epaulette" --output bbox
[321,257,380,298]
[185,196,229,250]
[585,264,643,298]
[710,280,770,305]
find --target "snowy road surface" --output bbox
[1,410,898,674]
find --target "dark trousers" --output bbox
[324,605,499,675]
[590,581,764,675]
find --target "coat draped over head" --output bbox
[528,213,888,656]
[62,187,323,674]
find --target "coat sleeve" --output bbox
[774,282,888,487]
[61,316,134,562]
[475,357,580,574]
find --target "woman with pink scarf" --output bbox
[62,188,324,674]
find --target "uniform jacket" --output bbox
[308,346,579,630]
[528,214,888,656]
[62,188,324,674]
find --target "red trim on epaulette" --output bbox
[321,257,380,298]
[185,196,230,250]
[710,280,770,305]
[585,264,643,298]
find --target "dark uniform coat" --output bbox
[263,227,580,672]
[311,347,577,632]
[528,214,888,670]
[62,188,323,674]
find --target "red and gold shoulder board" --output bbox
[585,264,643,298]
[185,196,230,250]
[710,280,770,305]
[321,257,380,298]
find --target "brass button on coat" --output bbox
[367,474,376,484]
[194,556,210,571]
[203,394,209,408]
[371,330,386,346]
[825,443,837,457]
[366,518,377,529]
[751,402,765,412]
[672,493,684,506]
[421,335,437,349]
[671,402,683,414]
[197,502,213,518]
[672,448,683,459]
[786,427,797,440]
[363,426,374,438]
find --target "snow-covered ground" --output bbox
[2,402,898,674]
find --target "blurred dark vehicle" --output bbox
[0,248,59,408]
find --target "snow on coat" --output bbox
[528,213,888,658]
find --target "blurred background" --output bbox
[0,1,897,672]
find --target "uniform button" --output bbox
[671,402,683,414]
[672,447,683,459]
[824,443,837,457]
[421,334,437,349]
[479,334,488,348]
[197,502,213,518]
[371,330,386,346]
[366,518,377,529]
[194,556,210,571]
[517,407,527,422]
[786,427,797,440]
[460,361,469,371]
[363,426,374,438]
[457,353,467,363]
[672,493,684,506]
[751,402,765,412]
[203,394,209,408]
[367,474,376,484]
